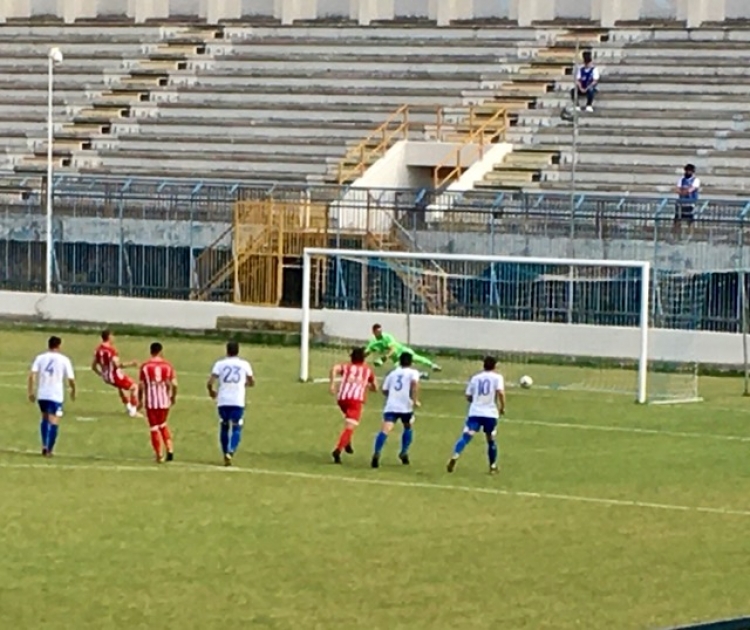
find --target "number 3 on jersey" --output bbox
[221,366,242,383]
[393,374,404,391]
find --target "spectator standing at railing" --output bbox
[674,163,700,239]
[571,50,600,112]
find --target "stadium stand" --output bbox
[0,23,538,187]
[494,29,750,197]
[2,19,750,199]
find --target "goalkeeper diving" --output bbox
[365,324,441,377]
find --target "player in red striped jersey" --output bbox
[92,329,141,418]
[329,347,376,464]
[138,342,177,464]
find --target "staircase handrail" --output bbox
[337,105,412,184]
[432,105,509,190]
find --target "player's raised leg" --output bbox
[447,419,478,472]
[333,411,359,464]
[371,414,396,468]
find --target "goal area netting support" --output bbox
[300,248,702,405]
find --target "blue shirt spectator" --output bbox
[571,51,600,112]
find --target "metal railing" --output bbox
[336,104,413,184]
[4,176,750,328]
[432,105,510,190]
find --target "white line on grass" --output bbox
[1,458,749,518]
[2,381,750,445]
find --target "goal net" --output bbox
[300,248,701,404]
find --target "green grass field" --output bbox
[1,328,750,630]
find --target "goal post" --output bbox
[300,248,701,405]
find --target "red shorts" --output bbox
[146,408,170,428]
[338,400,363,423]
[106,372,134,391]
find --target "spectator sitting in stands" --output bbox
[674,163,700,239]
[571,51,599,112]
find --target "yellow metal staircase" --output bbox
[191,198,328,304]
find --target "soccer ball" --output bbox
[519,375,533,389]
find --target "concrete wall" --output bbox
[412,232,743,272]
[0,0,733,27]
[0,290,744,366]
[0,215,229,248]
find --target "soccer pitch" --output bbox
[1,328,750,630]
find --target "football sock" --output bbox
[219,422,230,454]
[46,423,60,452]
[374,431,388,455]
[336,427,354,451]
[453,432,472,457]
[150,428,162,458]
[229,423,243,454]
[159,425,173,453]
[488,440,498,467]
[400,427,413,455]
[40,418,49,446]
[129,393,138,407]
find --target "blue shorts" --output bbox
[465,416,498,436]
[218,406,244,424]
[38,400,63,416]
[383,412,413,424]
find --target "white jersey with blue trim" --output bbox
[211,357,253,407]
[383,367,420,414]
[465,371,504,419]
[31,351,75,403]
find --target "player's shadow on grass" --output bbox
[260,449,369,469]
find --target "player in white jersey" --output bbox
[27,336,76,457]
[447,356,505,474]
[207,341,254,466]
[371,352,421,468]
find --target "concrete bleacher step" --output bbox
[119,72,169,87]
[21,154,73,168]
[137,57,188,71]
[61,121,112,135]
[78,105,131,118]
[40,137,94,151]
[484,168,539,183]
[156,42,207,56]
[494,80,553,95]
[505,149,560,167]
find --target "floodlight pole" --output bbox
[566,38,581,323]
[45,49,57,295]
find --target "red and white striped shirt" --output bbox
[139,358,176,410]
[337,363,375,403]
[94,342,122,385]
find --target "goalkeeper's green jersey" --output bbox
[366,332,400,355]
